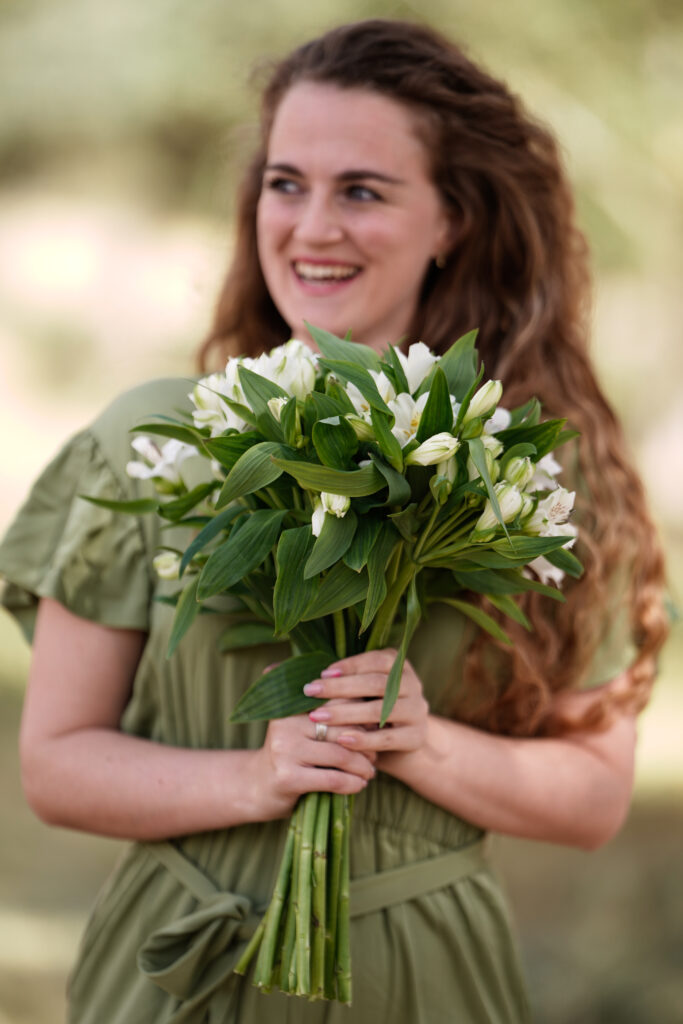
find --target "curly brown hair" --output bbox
[198,19,668,735]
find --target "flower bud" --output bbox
[346,414,375,441]
[152,552,181,580]
[473,482,523,535]
[405,432,460,467]
[321,492,351,518]
[463,380,503,423]
[504,456,535,489]
[267,396,287,422]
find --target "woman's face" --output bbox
[256,82,453,352]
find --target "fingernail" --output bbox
[309,709,330,722]
[321,667,342,678]
[338,733,357,746]
[303,682,323,696]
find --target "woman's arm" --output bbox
[19,598,375,841]
[303,651,637,851]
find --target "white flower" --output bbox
[525,556,566,588]
[267,396,287,422]
[504,456,535,489]
[484,405,511,434]
[436,455,458,484]
[190,370,250,436]
[388,392,429,447]
[152,551,182,580]
[526,487,576,536]
[127,436,197,486]
[405,432,460,466]
[311,492,351,537]
[530,453,563,491]
[463,380,503,423]
[473,482,524,534]
[344,370,395,423]
[467,437,502,483]
[370,370,397,405]
[266,339,318,399]
[394,341,438,393]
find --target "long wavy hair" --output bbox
[199,19,668,736]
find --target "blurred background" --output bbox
[0,0,681,1021]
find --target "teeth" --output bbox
[294,261,359,281]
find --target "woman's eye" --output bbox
[346,184,382,202]
[264,176,301,196]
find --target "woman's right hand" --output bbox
[252,704,377,821]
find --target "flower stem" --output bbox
[325,793,345,998]
[295,791,319,995]
[311,793,331,998]
[365,557,416,651]
[335,794,353,1005]
[253,813,296,990]
[333,610,347,660]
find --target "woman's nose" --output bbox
[292,193,344,245]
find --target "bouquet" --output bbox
[91,324,581,1004]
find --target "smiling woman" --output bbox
[256,83,453,351]
[0,16,668,1024]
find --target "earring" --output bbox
[435,254,446,269]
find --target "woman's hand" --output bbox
[302,649,430,758]
[251,707,377,821]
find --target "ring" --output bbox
[314,722,328,742]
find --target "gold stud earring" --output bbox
[435,254,446,269]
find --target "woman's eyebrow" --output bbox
[264,162,405,185]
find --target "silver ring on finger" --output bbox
[314,722,328,742]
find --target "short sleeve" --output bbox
[0,429,153,643]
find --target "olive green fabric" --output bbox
[0,378,635,1023]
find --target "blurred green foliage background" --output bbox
[0,1,681,1021]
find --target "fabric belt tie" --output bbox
[137,835,487,1018]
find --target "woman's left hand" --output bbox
[303,649,430,756]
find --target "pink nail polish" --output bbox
[309,709,330,722]
[303,682,322,696]
[321,667,342,678]
[338,733,357,745]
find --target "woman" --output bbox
[0,19,668,1024]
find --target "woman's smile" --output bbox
[256,82,453,351]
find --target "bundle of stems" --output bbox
[235,792,353,1002]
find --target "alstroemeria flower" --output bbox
[405,432,460,466]
[484,405,511,434]
[473,482,524,535]
[388,392,429,446]
[394,341,438,393]
[311,492,351,537]
[504,456,535,489]
[190,369,250,436]
[266,339,318,400]
[463,380,503,423]
[467,434,502,482]
[530,452,563,491]
[127,437,197,488]
[526,487,575,536]
[152,551,182,580]
[267,396,287,422]
[344,371,396,423]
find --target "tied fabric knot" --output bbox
[138,888,259,1013]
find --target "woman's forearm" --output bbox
[378,711,637,850]
[21,728,271,840]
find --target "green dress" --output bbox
[0,379,634,1024]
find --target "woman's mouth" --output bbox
[292,260,361,283]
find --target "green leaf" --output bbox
[159,483,218,522]
[324,378,357,414]
[317,359,391,415]
[545,545,583,578]
[382,344,410,394]
[343,517,383,572]
[312,416,359,469]
[491,534,577,560]
[360,524,399,633]
[271,457,384,497]
[435,597,513,645]
[237,365,289,417]
[79,495,159,515]
[167,575,201,657]
[301,563,369,620]
[416,367,453,442]
[379,575,421,726]
[389,503,421,542]
[179,505,244,577]
[197,508,287,599]
[452,567,565,602]
[230,652,333,722]
[370,409,403,471]
[278,397,299,448]
[508,398,541,428]
[371,456,412,506]
[485,593,532,630]
[453,364,485,433]
[218,622,280,652]
[215,442,287,508]
[499,443,537,473]
[436,329,479,400]
[496,419,568,461]
[304,510,357,579]
[131,421,204,447]
[203,431,262,469]
[273,526,319,635]
[306,322,381,371]
[467,437,508,537]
